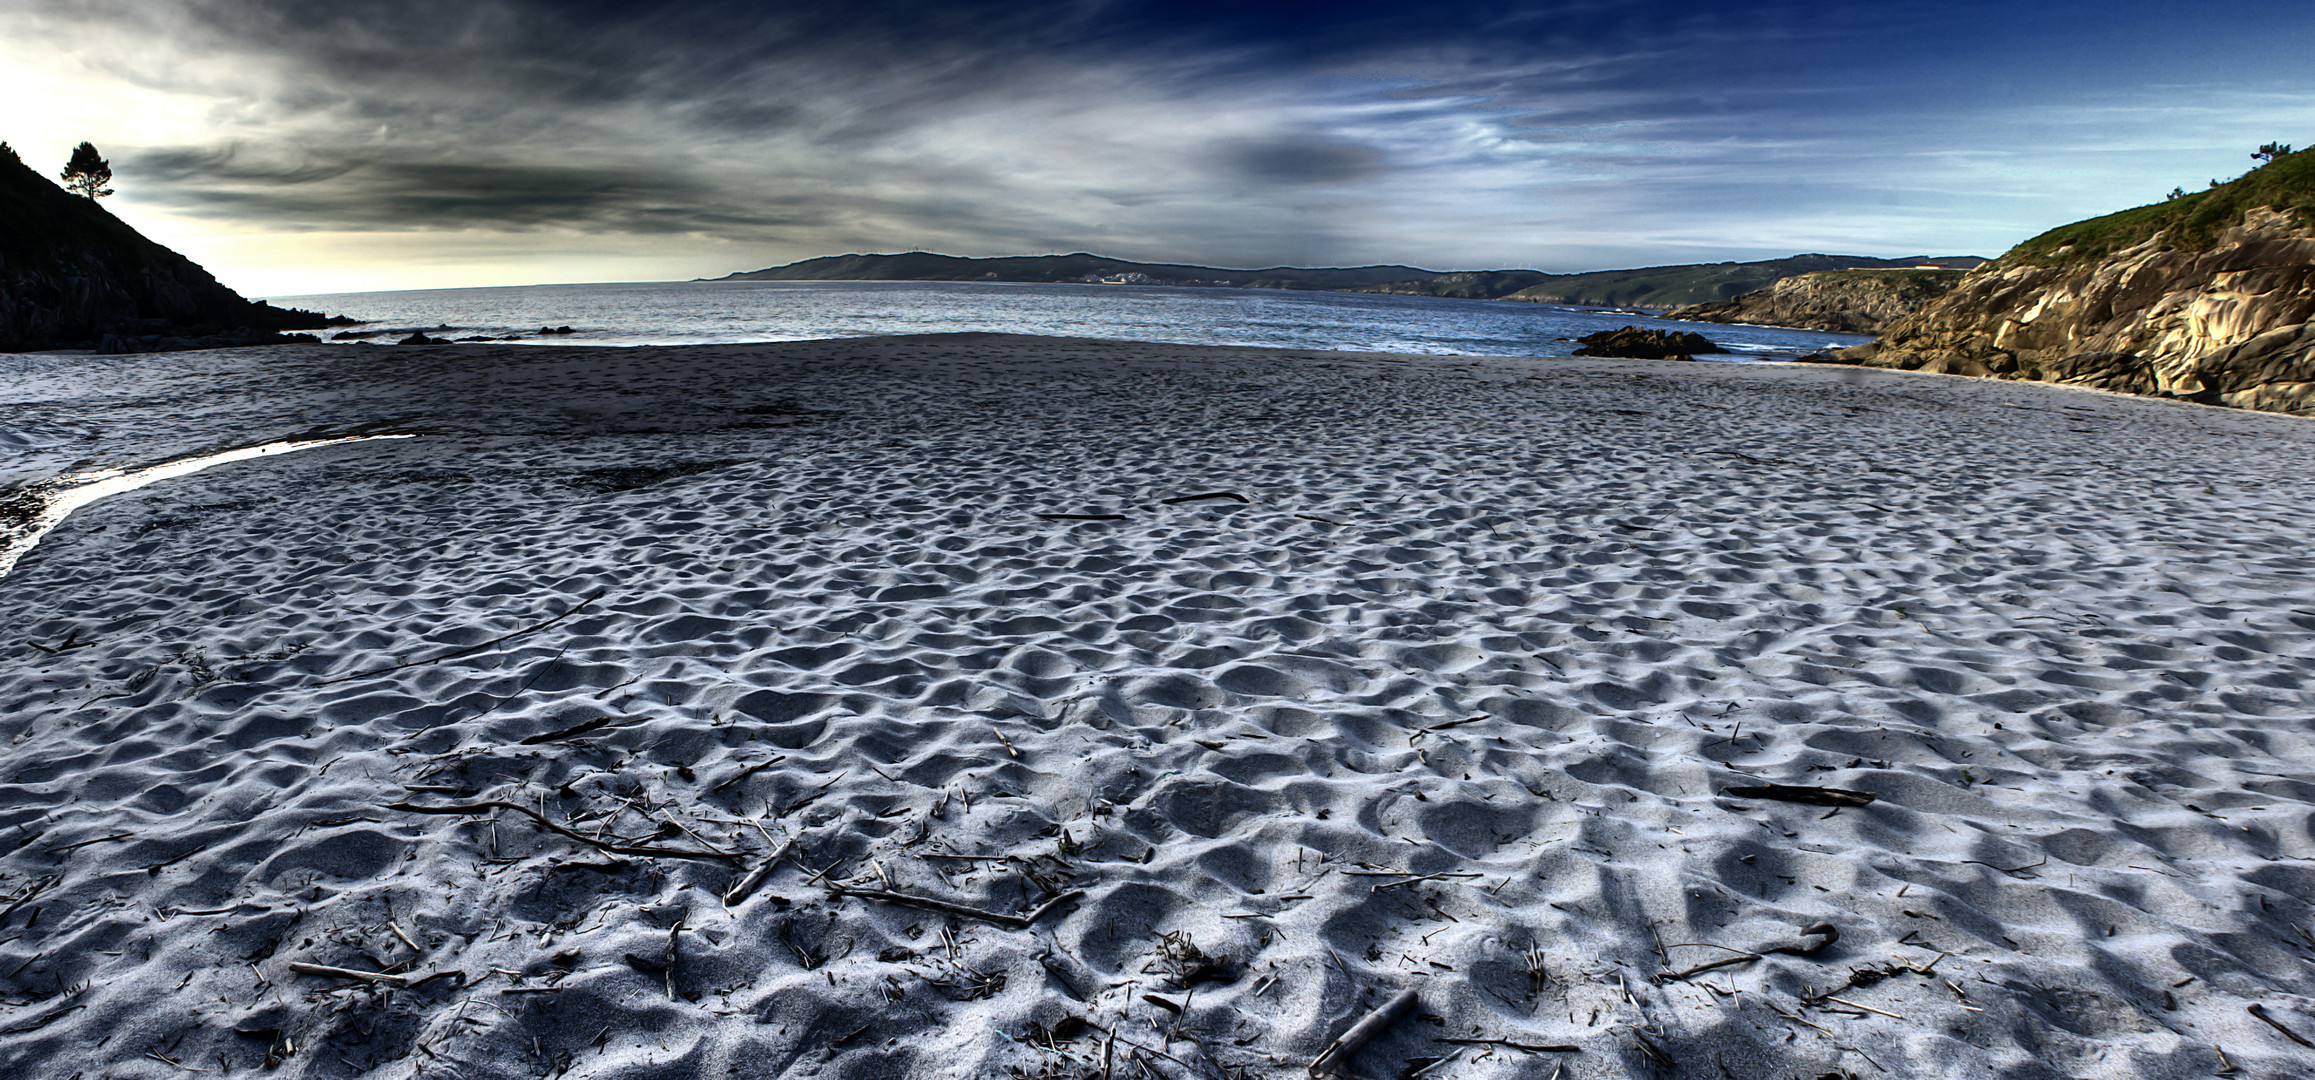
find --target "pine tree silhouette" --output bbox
[61,141,113,199]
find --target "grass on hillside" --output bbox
[2006,147,2315,267]
[1801,268,1969,286]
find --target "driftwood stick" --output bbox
[1654,952,1762,983]
[1310,987,1418,1077]
[519,714,617,745]
[1368,869,1483,892]
[288,963,410,987]
[1656,923,1836,983]
[708,755,787,794]
[722,839,795,906]
[2250,1003,2315,1048]
[1722,784,1875,808]
[1438,1037,1577,1053]
[828,885,1084,929]
[386,800,743,862]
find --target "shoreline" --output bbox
[2,336,2313,1079]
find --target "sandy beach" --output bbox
[3,334,2314,1080]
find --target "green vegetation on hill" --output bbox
[716,252,1435,291]
[1354,270,1553,299]
[2007,148,2315,266]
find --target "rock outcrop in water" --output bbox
[1664,268,1967,333]
[1570,326,1724,360]
[1830,148,2315,414]
[0,146,333,352]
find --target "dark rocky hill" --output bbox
[0,145,332,352]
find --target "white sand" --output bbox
[2,334,2314,1079]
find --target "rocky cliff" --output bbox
[1663,268,1967,333]
[0,146,330,352]
[1833,149,2315,415]
[1486,254,1982,309]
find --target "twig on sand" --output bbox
[385,800,743,862]
[1656,924,1837,983]
[0,1000,83,1036]
[1408,716,1486,745]
[1439,1037,1577,1053]
[708,755,787,793]
[518,714,619,745]
[1821,995,1904,1020]
[1722,784,1876,808]
[828,884,1083,929]
[1310,987,1418,1077]
[288,962,405,986]
[1655,952,1762,983]
[1368,869,1483,892]
[288,962,461,989]
[2250,1003,2315,1048]
[1081,1022,1210,1077]
[1034,513,1129,521]
[1159,492,1250,505]
[315,589,607,687]
[722,839,795,906]
[44,832,133,855]
[1961,854,2048,875]
[26,628,94,655]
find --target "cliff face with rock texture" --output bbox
[1834,150,2315,415]
[1664,269,1967,333]
[0,148,330,352]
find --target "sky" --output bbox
[5,0,2313,297]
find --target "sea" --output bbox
[268,279,1869,361]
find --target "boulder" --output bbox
[1570,326,1725,360]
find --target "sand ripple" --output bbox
[1,336,2313,1078]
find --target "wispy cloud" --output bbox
[4,0,2312,291]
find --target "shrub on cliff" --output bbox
[2010,139,2315,266]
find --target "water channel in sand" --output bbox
[0,434,415,579]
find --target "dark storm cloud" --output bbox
[127,143,836,232]
[1214,140,1384,186]
[22,0,2315,276]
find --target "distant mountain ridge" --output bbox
[714,251,1987,308]
[713,252,1432,292]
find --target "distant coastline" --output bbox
[709,251,1987,310]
